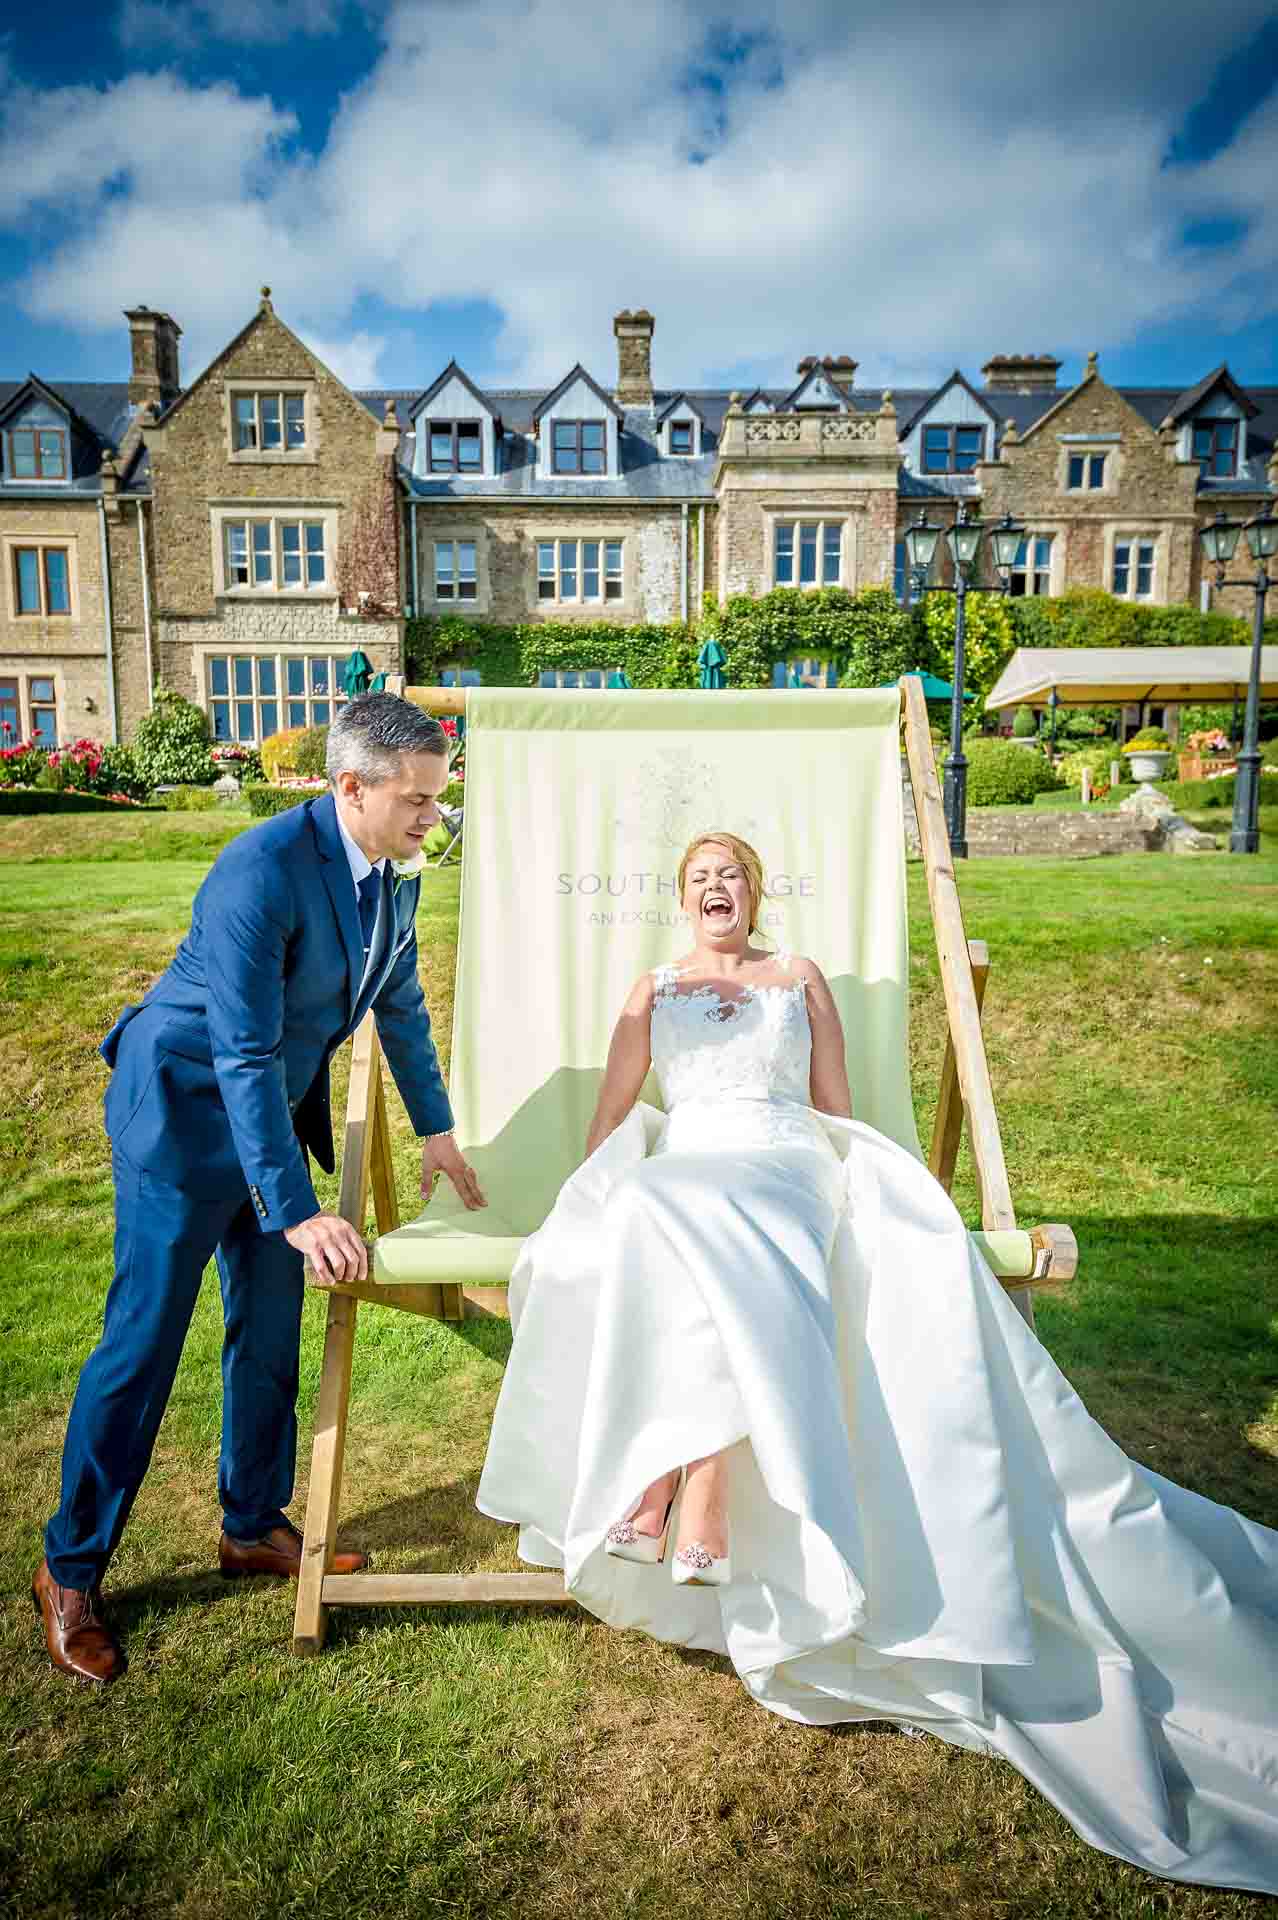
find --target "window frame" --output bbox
[202,650,354,744]
[426,420,484,475]
[213,510,334,596]
[3,425,68,482]
[1007,532,1054,599]
[772,518,844,590]
[668,419,695,456]
[27,673,58,747]
[920,422,985,475]
[1066,451,1108,491]
[433,537,479,602]
[1111,533,1157,601]
[535,536,624,605]
[10,541,73,617]
[773,656,838,689]
[0,673,59,745]
[536,666,624,689]
[1191,418,1239,479]
[550,418,608,476]
[225,384,316,462]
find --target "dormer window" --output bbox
[552,421,606,475]
[5,427,67,481]
[1192,420,1238,478]
[428,422,483,474]
[923,425,984,474]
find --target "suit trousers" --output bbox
[44,1148,306,1590]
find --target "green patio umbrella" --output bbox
[342,649,375,697]
[885,670,975,703]
[697,639,728,690]
[608,669,634,689]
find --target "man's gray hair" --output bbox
[326,692,448,786]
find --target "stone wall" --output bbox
[980,370,1201,606]
[157,604,400,706]
[142,295,394,622]
[0,497,114,744]
[410,502,690,625]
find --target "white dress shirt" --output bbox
[334,804,387,898]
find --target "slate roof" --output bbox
[2,370,1272,503]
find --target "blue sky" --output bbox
[2,0,1276,400]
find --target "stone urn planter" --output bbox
[1126,749,1170,782]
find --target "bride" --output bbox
[476,830,1278,1892]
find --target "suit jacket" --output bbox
[100,790,453,1233]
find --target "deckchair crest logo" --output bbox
[618,750,764,851]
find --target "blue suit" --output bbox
[45,791,453,1588]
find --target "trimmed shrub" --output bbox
[964,739,1063,806]
[260,727,307,782]
[133,685,215,788]
[292,725,329,778]
[0,789,147,815]
[1012,704,1038,738]
[156,784,221,811]
[246,785,318,818]
[1122,726,1174,756]
[1057,745,1129,797]
[1170,771,1278,810]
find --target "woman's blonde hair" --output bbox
[677,831,768,936]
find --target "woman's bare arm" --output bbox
[801,958,853,1119]
[585,973,656,1158]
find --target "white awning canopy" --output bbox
[984,646,1278,709]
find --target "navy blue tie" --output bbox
[356,867,382,956]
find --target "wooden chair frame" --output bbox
[292,676,1077,1654]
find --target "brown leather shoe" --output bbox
[218,1520,367,1581]
[32,1560,126,1686]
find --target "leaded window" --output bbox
[536,538,623,602]
[773,520,842,588]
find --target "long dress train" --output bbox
[476,960,1278,1892]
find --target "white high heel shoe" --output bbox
[605,1471,681,1565]
[672,1540,732,1587]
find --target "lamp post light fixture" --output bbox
[905,507,1023,858]
[1198,507,1278,854]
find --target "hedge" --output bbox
[964,740,1063,807]
[246,786,319,818]
[1167,771,1278,810]
[0,790,152,815]
[245,780,464,821]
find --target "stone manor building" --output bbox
[2,290,1275,748]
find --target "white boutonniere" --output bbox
[390,850,427,887]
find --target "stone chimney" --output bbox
[613,309,654,407]
[981,353,1061,394]
[125,306,182,412]
[825,354,859,394]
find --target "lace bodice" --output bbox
[650,956,814,1113]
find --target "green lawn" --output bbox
[2,815,1276,1920]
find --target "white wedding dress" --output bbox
[476,960,1278,1892]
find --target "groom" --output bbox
[34,692,485,1684]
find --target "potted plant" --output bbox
[1122,725,1174,782]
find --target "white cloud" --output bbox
[3,0,1276,392]
[304,329,389,388]
[116,0,344,51]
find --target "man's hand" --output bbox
[421,1133,487,1211]
[284,1211,369,1285]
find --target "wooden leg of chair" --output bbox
[293,1291,358,1656]
[929,939,989,1192]
[369,1070,400,1236]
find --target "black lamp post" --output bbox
[905,507,1023,858]
[1199,507,1278,854]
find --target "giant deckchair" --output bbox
[292,678,1077,1654]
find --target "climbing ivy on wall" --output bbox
[404,586,927,692]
